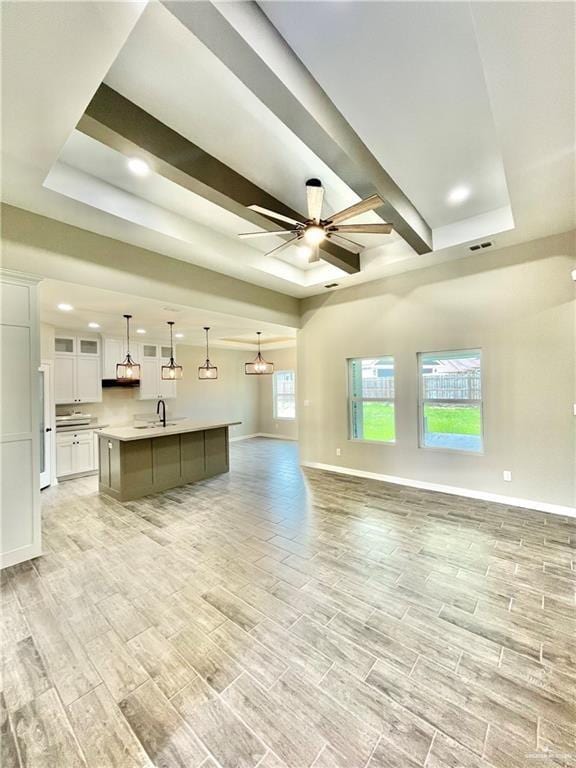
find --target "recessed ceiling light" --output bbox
[136,328,146,334]
[88,322,100,329]
[447,186,471,205]
[127,158,150,177]
[175,333,184,339]
[57,303,74,311]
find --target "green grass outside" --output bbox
[360,402,481,442]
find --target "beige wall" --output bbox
[298,230,576,509]
[1,205,300,329]
[258,347,298,440]
[55,344,260,440]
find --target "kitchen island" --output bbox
[97,421,240,501]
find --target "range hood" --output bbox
[102,378,139,388]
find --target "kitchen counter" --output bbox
[98,421,240,501]
[99,420,240,442]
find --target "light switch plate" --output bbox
[503,470,512,482]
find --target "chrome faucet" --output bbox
[156,398,166,427]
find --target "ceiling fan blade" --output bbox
[238,230,296,239]
[248,204,302,227]
[308,246,321,263]
[306,182,324,222]
[328,232,364,250]
[327,194,385,225]
[330,223,393,234]
[265,236,299,258]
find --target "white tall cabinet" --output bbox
[1,270,42,569]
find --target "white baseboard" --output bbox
[230,433,261,442]
[301,461,576,519]
[231,433,298,442]
[1,542,42,570]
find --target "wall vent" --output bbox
[469,241,493,252]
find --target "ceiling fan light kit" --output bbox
[245,332,274,375]
[238,179,393,264]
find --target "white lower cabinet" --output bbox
[56,430,98,478]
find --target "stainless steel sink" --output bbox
[133,422,179,429]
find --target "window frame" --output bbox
[273,369,296,421]
[347,355,396,444]
[417,347,484,455]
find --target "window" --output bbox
[348,357,395,442]
[273,370,296,420]
[419,349,483,452]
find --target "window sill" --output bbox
[348,438,396,446]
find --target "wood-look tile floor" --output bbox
[2,438,575,768]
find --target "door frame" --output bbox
[39,361,56,488]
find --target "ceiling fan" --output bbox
[238,179,393,263]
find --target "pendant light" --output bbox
[198,327,218,380]
[161,321,183,380]
[116,314,141,381]
[245,331,274,375]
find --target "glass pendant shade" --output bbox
[245,332,274,375]
[116,354,141,382]
[198,327,218,379]
[116,315,141,382]
[161,321,184,380]
[161,361,183,380]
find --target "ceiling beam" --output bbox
[163,1,432,255]
[79,84,360,274]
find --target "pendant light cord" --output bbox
[124,314,132,356]
[205,327,209,362]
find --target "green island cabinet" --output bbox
[98,422,240,501]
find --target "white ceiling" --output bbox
[2,0,574,301]
[39,280,296,349]
[259,1,511,230]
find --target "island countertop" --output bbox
[98,420,241,442]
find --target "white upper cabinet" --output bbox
[76,357,101,402]
[101,337,126,380]
[137,343,176,400]
[54,356,76,404]
[54,332,102,404]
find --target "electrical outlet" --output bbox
[336,448,342,456]
[503,470,512,482]
[304,400,310,407]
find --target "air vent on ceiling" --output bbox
[469,241,493,252]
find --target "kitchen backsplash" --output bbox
[55,387,162,426]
